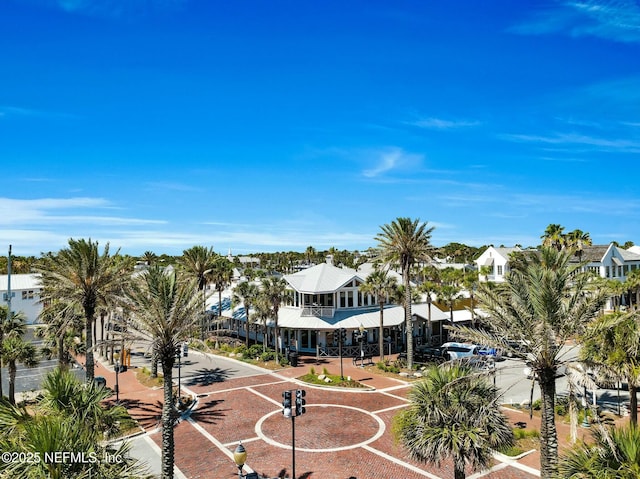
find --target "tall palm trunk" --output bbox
[99,311,105,357]
[57,334,67,369]
[161,355,176,479]
[378,300,384,361]
[630,383,638,425]
[0,330,4,398]
[84,306,95,383]
[274,318,280,365]
[8,360,17,405]
[403,266,413,370]
[245,304,250,348]
[539,367,559,479]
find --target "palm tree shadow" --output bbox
[117,398,163,430]
[188,398,229,425]
[183,367,234,386]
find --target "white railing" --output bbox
[301,306,335,318]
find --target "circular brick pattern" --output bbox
[256,404,385,452]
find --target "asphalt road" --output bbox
[0,358,85,397]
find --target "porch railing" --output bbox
[301,306,335,318]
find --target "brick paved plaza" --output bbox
[99,352,547,479]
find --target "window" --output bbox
[22,290,35,300]
[497,265,503,276]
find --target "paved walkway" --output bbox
[88,351,612,479]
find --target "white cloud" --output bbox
[511,0,640,43]
[0,197,165,226]
[500,132,640,152]
[362,148,423,178]
[410,117,481,130]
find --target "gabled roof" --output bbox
[284,262,363,294]
[618,248,640,262]
[574,245,611,263]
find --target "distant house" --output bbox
[474,246,522,283]
[569,244,640,282]
[0,273,43,324]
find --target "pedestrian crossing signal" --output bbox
[295,389,306,416]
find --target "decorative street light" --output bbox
[233,442,258,479]
[233,442,247,479]
[113,352,120,402]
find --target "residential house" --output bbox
[474,246,522,283]
[0,273,43,324]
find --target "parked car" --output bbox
[477,346,502,360]
[440,342,480,360]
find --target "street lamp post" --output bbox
[113,352,120,402]
[233,442,258,479]
[233,442,247,479]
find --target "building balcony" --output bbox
[301,306,335,318]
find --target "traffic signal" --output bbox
[295,389,306,416]
[340,328,347,344]
[282,390,292,418]
[175,345,182,359]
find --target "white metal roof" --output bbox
[0,274,42,291]
[284,262,364,294]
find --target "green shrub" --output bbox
[247,344,263,358]
[309,366,316,375]
[513,428,539,440]
[531,399,542,411]
[260,350,275,361]
[498,445,525,457]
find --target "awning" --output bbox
[483,258,494,266]
[612,257,623,266]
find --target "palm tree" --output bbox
[126,265,202,479]
[253,293,272,352]
[0,307,27,398]
[40,367,131,436]
[581,311,640,425]
[565,229,592,261]
[210,255,234,327]
[2,335,38,404]
[541,223,565,251]
[451,247,607,478]
[36,238,124,383]
[419,280,439,345]
[0,368,145,479]
[179,245,217,339]
[305,245,316,264]
[262,277,288,364]
[375,217,435,370]
[359,268,397,361]
[559,424,640,478]
[394,363,514,479]
[37,299,84,369]
[625,268,640,311]
[141,250,158,265]
[232,281,259,347]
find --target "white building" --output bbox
[229,260,460,355]
[0,273,43,324]
[474,246,522,283]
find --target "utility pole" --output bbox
[1,245,13,398]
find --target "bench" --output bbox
[353,355,374,366]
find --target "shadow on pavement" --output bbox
[183,367,234,386]
[189,398,228,424]
[115,398,163,430]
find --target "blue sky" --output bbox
[1,0,640,257]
